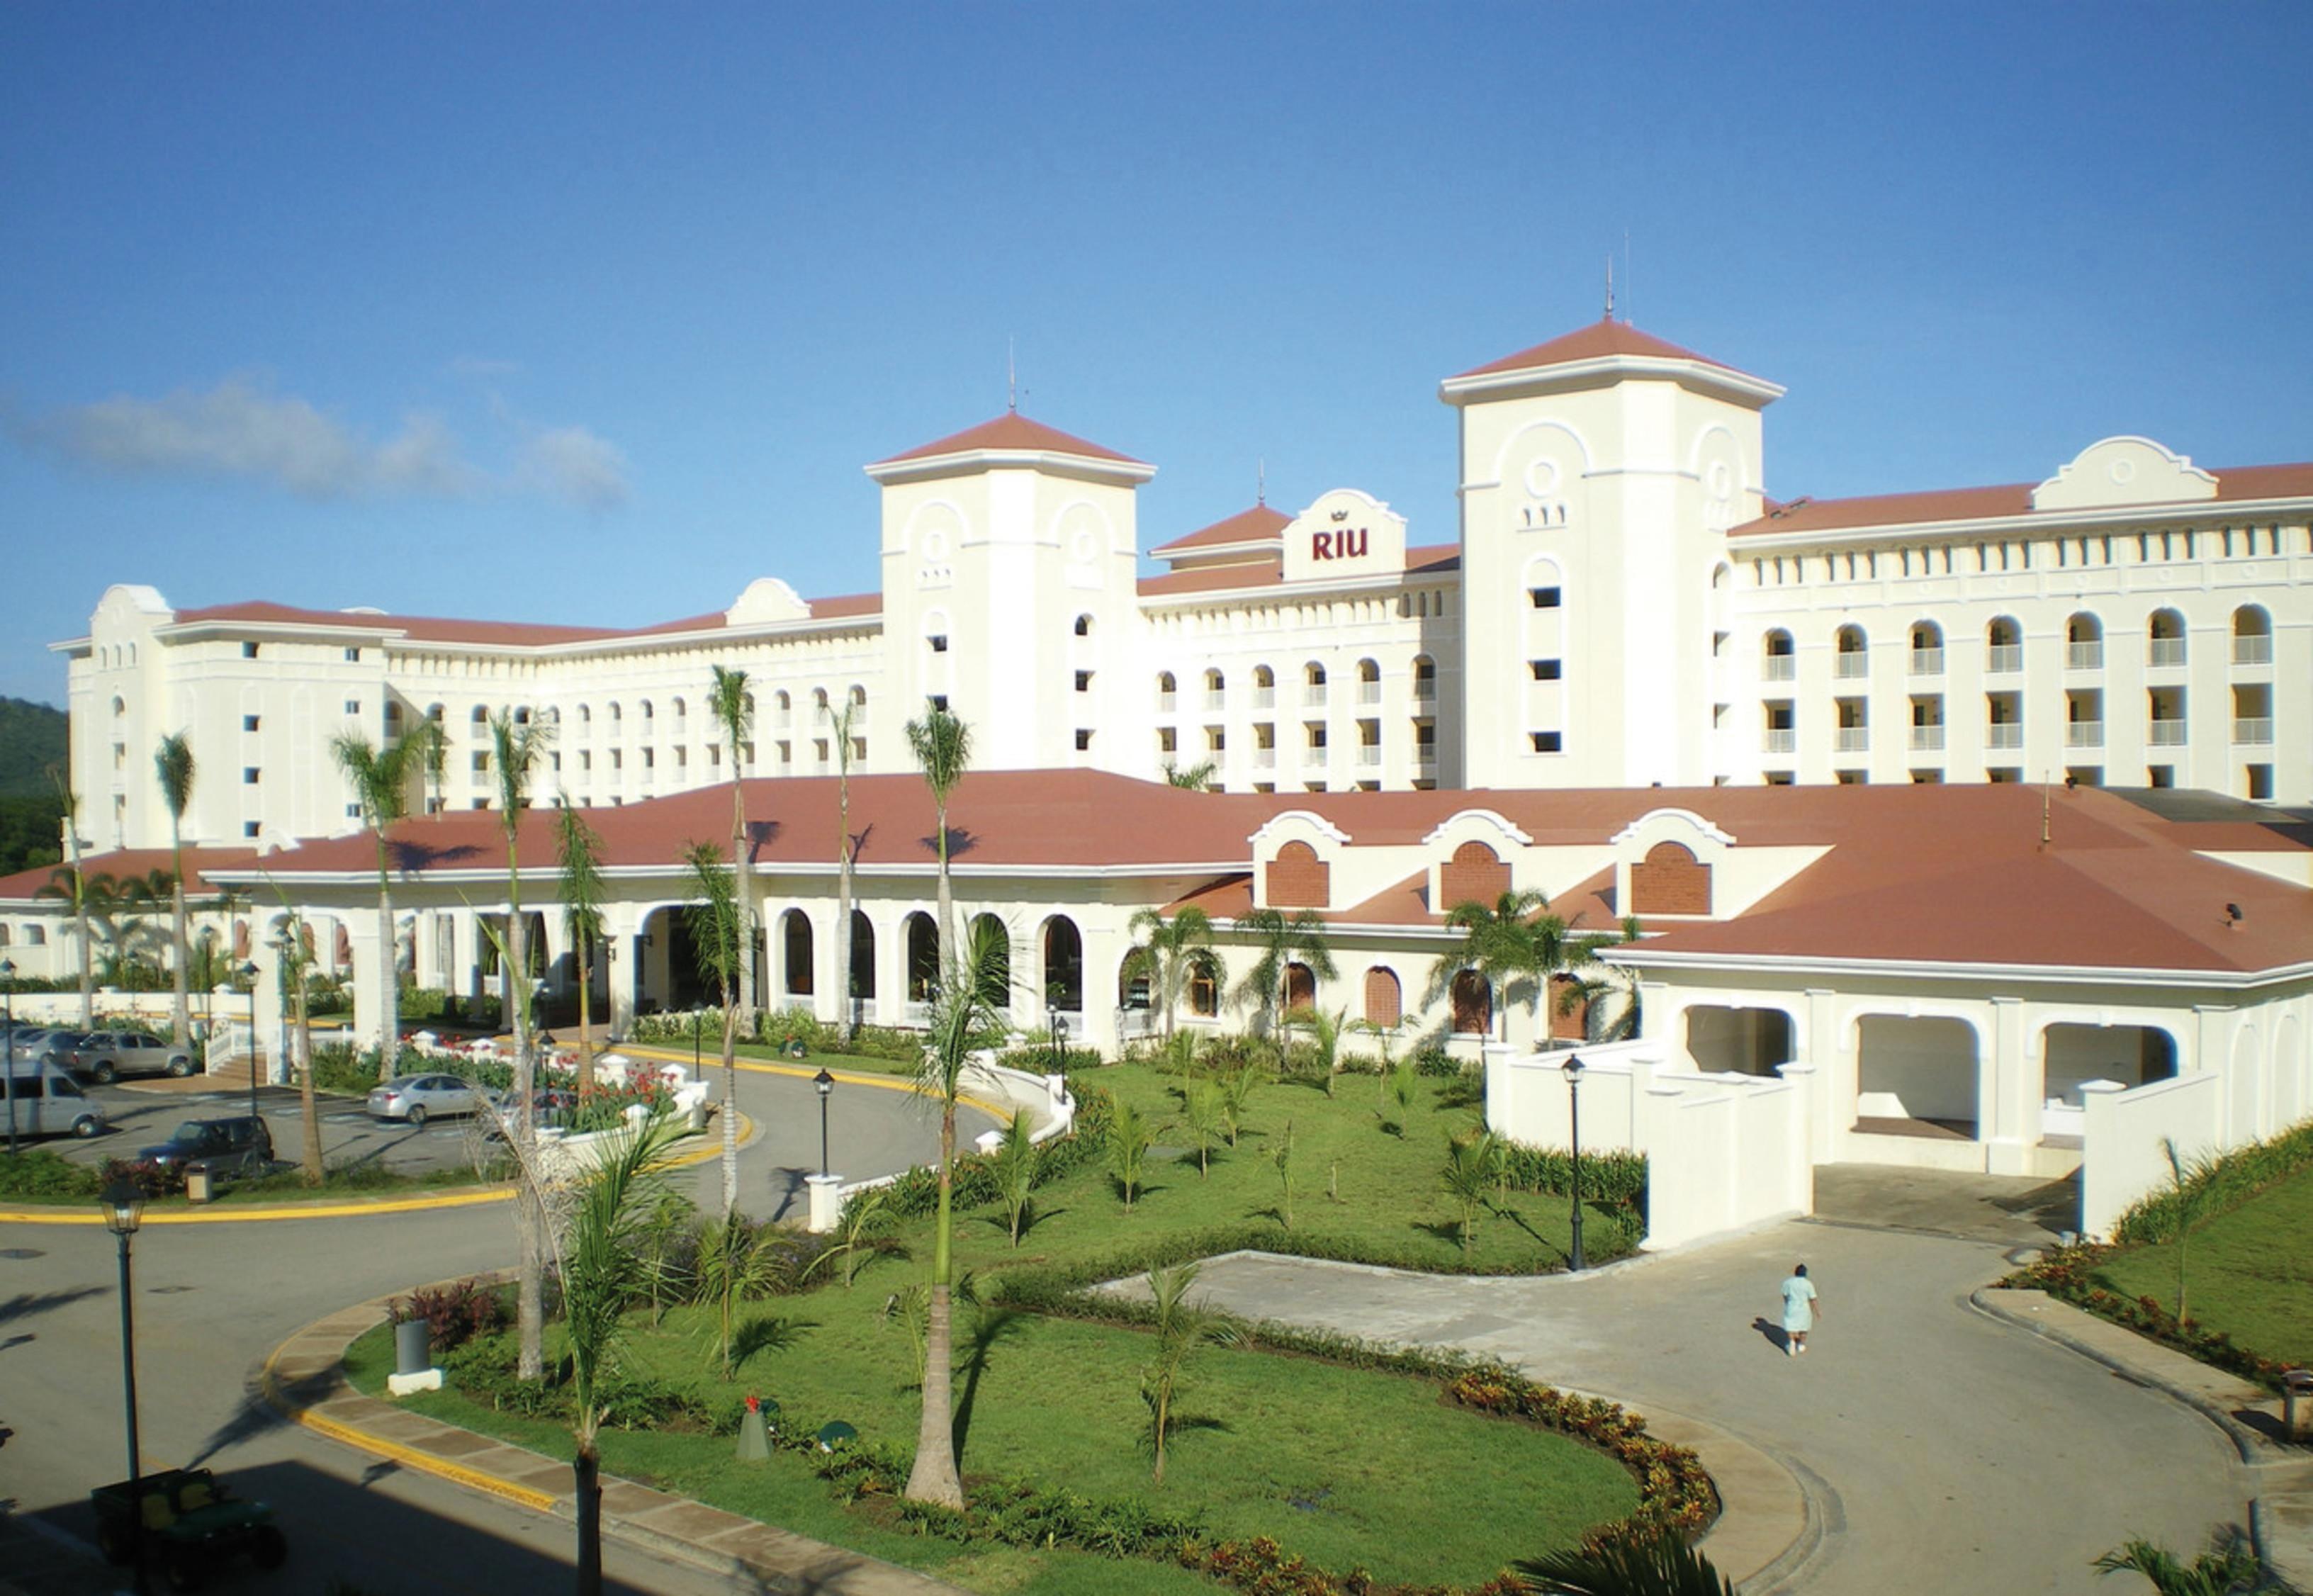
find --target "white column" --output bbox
[1983,996,2035,1176]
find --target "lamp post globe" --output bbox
[1561,1054,1586,1273]
[813,1067,834,1179]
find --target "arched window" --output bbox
[1908,622,1943,676]
[541,706,560,726]
[1189,959,1219,1016]
[638,699,653,722]
[1363,967,1401,1028]
[1074,614,1093,637]
[1762,629,1794,681]
[1986,616,2022,674]
[1356,658,1380,704]
[1450,971,1492,1035]
[2234,604,2273,665]
[904,912,938,1003]
[0,924,11,948]
[849,911,875,1001]
[1253,664,1276,688]
[1412,655,1436,699]
[1203,668,1225,709]
[1833,624,1868,679]
[782,909,814,996]
[475,704,493,726]
[2148,608,2187,668]
[1156,671,1177,709]
[1441,840,1509,908]
[1631,841,1712,916]
[968,914,1011,1008]
[670,696,687,724]
[1266,840,1330,909]
[1042,916,1083,1012]
[849,685,867,712]
[1283,961,1316,1013]
[607,702,622,725]
[426,703,445,724]
[23,925,44,948]
[813,687,830,715]
[2066,612,2104,670]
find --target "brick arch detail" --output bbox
[1363,967,1402,1027]
[1547,973,1589,1041]
[1440,839,1510,909]
[1266,840,1330,909]
[1631,841,1711,916]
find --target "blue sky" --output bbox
[3,4,2308,708]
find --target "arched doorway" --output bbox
[1283,960,1316,1013]
[782,909,814,999]
[849,911,876,1020]
[1856,1016,1979,1140]
[1450,971,1491,1036]
[969,914,1011,1012]
[904,912,938,1012]
[1042,916,1082,1015]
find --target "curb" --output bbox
[0,1111,755,1226]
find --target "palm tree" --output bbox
[1558,916,1646,1043]
[2090,1534,2260,1595]
[46,765,94,1027]
[1126,905,1218,1043]
[904,701,973,965]
[554,804,608,1095]
[1141,1261,1243,1484]
[556,1115,685,1596]
[682,840,745,1215]
[989,1108,1038,1246]
[153,732,196,1045]
[2156,1137,2220,1326]
[488,707,554,1381]
[708,666,758,1013]
[1429,889,1570,1044]
[1161,760,1217,791]
[330,727,433,1078]
[1441,1130,1502,1253]
[1516,1532,1736,1595]
[828,695,860,1042]
[1232,906,1336,1064]
[902,915,1009,1510]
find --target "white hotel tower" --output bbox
[60,317,2313,854]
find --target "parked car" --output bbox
[137,1115,274,1178]
[366,1074,495,1127]
[0,1062,107,1139]
[19,1030,98,1067]
[69,1032,198,1084]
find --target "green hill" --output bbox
[0,697,67,799]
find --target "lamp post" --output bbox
[1561,1054,1586,1273]
[101,1176,151,1595]
[241,960,262,1124]
[813,1067,834,1179]
[692,1007,703,1078]
[4,957,18,1157]
[1047,1006,1070,1091]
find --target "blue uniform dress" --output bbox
[1781,1274,1818,1334]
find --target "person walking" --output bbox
[1781,1262,1819,1356]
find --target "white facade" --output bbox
[54,319,2313,858]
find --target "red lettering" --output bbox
[1312,532,1334,559]
[1345,527,1368,558]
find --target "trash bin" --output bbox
[184,1162,214,1204]
[395,1318,432,1378]
[2285,1369,2313,1444]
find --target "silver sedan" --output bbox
[365,1073,495,1128]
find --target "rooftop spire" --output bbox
[1604,254,1616,322]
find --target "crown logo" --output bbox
[1330,509,1349,522]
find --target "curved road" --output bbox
[0,1065,997,1596]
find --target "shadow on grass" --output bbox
[1434,1077,1485,1111]
[731,1313,814,1376]
[952,1305,1027,1467]
[1498,1204,1570,1266]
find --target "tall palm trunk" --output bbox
[575,1435,604,1596]
[719,994,740,1215]
[906,1096,966,1507]
[835,831,855,1043]
[298,977,325,1187]
[731,780,756,1013]
[934,800,954,965]
[169,863,191,1047]
[509,901,544,1381]
[575,936,595,1096]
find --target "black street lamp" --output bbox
[101,1176,151,1595]
[1047,1005,1070,1098]
[1562,1054,1586,1273]
[3,957,18,1157]
[242,960,262,1125]
[813,1067,834,1179]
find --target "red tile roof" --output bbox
[1151,504,1290,557]
[154,590,878,651]
[1732,461,2313,539]
[875,412,1146,467]
[1452,320,1755,381]
[0,845,264,902]
[1137,544,1461,598]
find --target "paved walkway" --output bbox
[265,1292,964,1596]
[1146,1221,2266,1595]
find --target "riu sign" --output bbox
[1310,527,1370,560]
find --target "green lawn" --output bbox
[2091,1164,2313,1369]
[339,1060,1648,1592]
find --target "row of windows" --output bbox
[1759,685,2276,748]
[1762,606,2275,678]
[1767,763,2280,801]
[1750,524,2297,586]
[1154,656,1440,710]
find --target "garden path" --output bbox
[1165,1219,2252,1595]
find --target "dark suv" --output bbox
[69,1032,198,1083]
[137,1117,275,1179]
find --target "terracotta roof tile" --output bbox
[875,412,1145,467]
[1731,461,2313,539]
[1452,320,1755,381]
[0,845,263,902]
[1137,544,1461,598]
[1151,504,1291,556]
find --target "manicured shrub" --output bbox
[2003,1244,2304,1393]
[99,1156,184,1198]
[1497,1142,1649,1215]
[2110,1119,2313,1246]
[393,1276,509,1354]
[0,1148,102,1198]
[398,986,449,1021]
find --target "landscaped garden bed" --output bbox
[340,1056,1689,1595]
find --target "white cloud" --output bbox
[14,376,629,510]
[519,425,630,510]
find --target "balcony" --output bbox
[1252,746,1276,769]
[2234,717,2275,746]
[1414,747,1438,772]
[2066,641,2105,670]
[1157,691,1177,714]
[1986,723,2023,750]
[1358,681,1382,706]
[1908,726,1945,751]
[1834,654,1869,680]
[2066,721,2105,749]
[1986,644,2023,674]
[1203,691,1225,712]
[1908,648,1945,678]
[1303,686,1329,708]
[1762,728,1796,755]
[2148,719,2189,747]
[1412,681,1438,707]
[1762,655,1795,681]
[1251,687,1275,709]
[1298,745,1329,768]
[1356,745,1381,768]
[2234,636,2274,667]
[2147,639,2185,669]
[1835,726,1869,753]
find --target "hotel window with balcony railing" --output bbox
[2066,688,2104,748]
[1303,662,1329,708]
[1833,625,1869,680]
[1252,666,1276,710]
[1986,616,2022,674]
[2234,605,2273,665]
[1203,670,1225,712]
[1412,655,1436,704]
[1908,622,1944,678]
[2233,682,2273,745]
[1762,629,1795,681]
[2147,686,2187,747]
[1356,659,1380,705]
[2066,612,2103,670]
[1909,696,1944,751]
[1156,672,1177,714]
[1763,701,1794,755]
[2147,609,2186,668]
[1835,698,1868,753]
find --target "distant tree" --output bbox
[904,701,973,965]
[330,724,438,1077]
[828,695,860,1042]
[1126,905,1219,1043]
[1232,906,1336,1065]
[153,732,196,1045]
[682,839,745,1217]
[709,666,758,1012]
[1161,760,1217,791]
[487,708,553,1382]
[554,804,608,1094]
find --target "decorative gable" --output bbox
[1611,808,1734,921]
[2032,437,2218,513]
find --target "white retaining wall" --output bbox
[2080,1071,2224,1241]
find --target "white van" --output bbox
[0,1061,108,1140]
